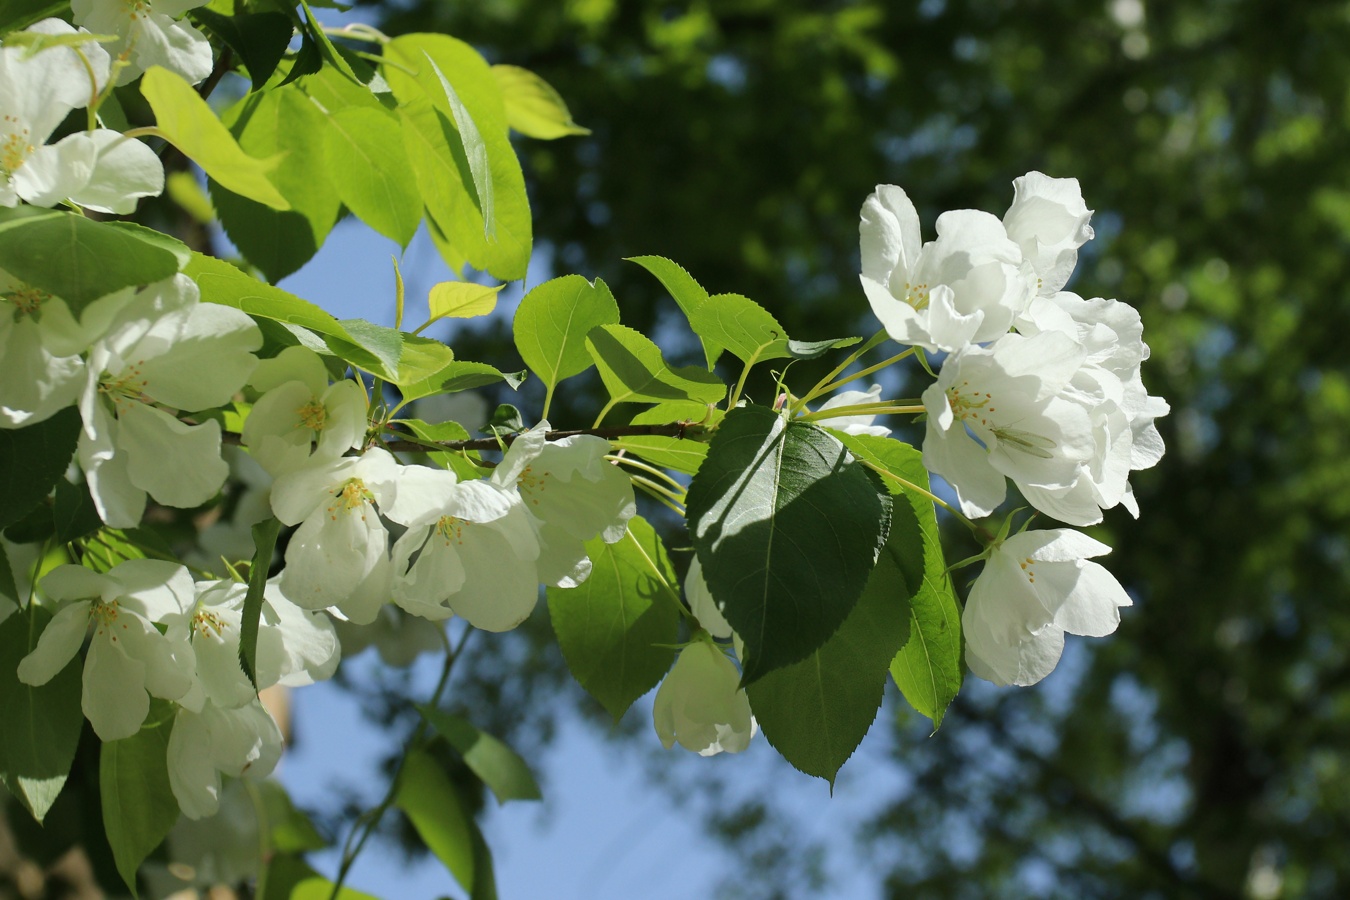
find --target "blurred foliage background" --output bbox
[335,0,1350,897]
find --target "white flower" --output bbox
[963,529,1132,686]
[812,383,892,437]
[653,638,756,756]
[859,184,1033,352]
[166,698,282,819]
[0,21,162,211]
[492,423,636,588]
[77,275,261,527]
[17,560,196,741]
[921,331,1094,520]
[271,449,399,624]
[243,346,367,477]
[386,465,542,632]
[72,0,213,86]
[686,557,732,639]
[1002,172,1095,297]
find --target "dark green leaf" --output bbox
[486,403,524,434]
[277,27,322,87]
[190,9,293,92]
[101,711,179,895]
[53,477,102,544]
[297,0,361,83]
[0,210,182,315]
[746,512,914,785]
[0,606,83,822]
[238,518,282,691]
[840,434,962,728]
[585,324,726,408]
[417,706,542,803]
[398,360,525,402]
[547,516,681,720]
[0,0,64,34]
[626,255,719,367]
[0,407,81,531]
[512,275,620,393]
[686,405,892,684]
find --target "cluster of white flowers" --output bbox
[0,19,166,212]
[858,173,1168,686]
[16,560,338,818]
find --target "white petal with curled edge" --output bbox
[138,297,261,412]
[79,420,148,528]
[38,564,108,602]
[392,527,468,619]
[279,506,388,614]
[82,631,151,741]
[132,15,214,85]
[925,284,985,353]
[860,276,928,349]
[117,401,228,509]
[167,704,217,819]
[259,581,340,687]
[68,130,164,214]
[107,558,195,619]
[0,317,83,427]
[315,380,368,460]
[0,19,107,135]
[250,346,329,395]
[16,601,90,686]
[445,478,517,525]
[686,557,732,640]
[384,465,458,527]
[11,133,96,208]
[447,513,541,632]
[859,184,922,284]
[653,641,754,755]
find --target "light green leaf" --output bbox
[0,208,184,315]
[384,33,531,280]
[423,52,493,237]
[686,406,892,684]
[491,64,591,139]
[0,606,83,823]
[547,516,681,721]
[212,83,342,282]
[512,274,619,393]
[185,252,350,339]
[102,708,180,895]
[322,106,422,247]
[787,336,863,360]
[323,319,456,386]
[417,706,542,803]
[397,749,498,900]
[688,292,793,368]
[626,255,719,368]
[428,280,504,321]
[394,418,484,481]
[746,514,913,785]
[840,434,962,728]
[141,66,289,211]
[611,436,708,475]
[585,324,726,408]
[0,407,81,531]
[397,360,524,403]
[297,0,361,84]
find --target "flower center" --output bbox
[435,515,467,544]
[90,600,129,642]
[947,380,1057,458]
[4,282,51,319]
[1019,556,1038,584]
[517,464,549,505]
[946,380,994,426]
[0,115,34,177]
[98,361,151,413]
[902,281,931,311]
[193,609,228,639]
[296,399,327,433]
[328,477,374,519]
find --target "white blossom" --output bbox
[72,0,214,86]
[492,423,636,588]
[686,557,732,640]
[271,448,399,624]
[653,638,756,756]
[860,184,1033,352]
[964,529,1132,686]
[922,331,1094,520]
[1002,172,1095,297]
[386,465,542,632]
[243,346,367,477]
[17,560,196,741]
[813,383,892,437]
[77,275,261,527]
[166,698,283,819]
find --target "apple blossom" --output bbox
[686,557,732,639]
[17,560,196,741]
[166,698,283,819]
[813,383,892,437]
[243,346,368,477]
[654,637,756,756]
[963,529,1132,686]
[72,0,214,86]
[860,184,1033,352]
[1002,171,1096,297]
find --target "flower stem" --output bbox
[609,454,687,497]
[796,402,924,422]
[861,460,994,542]
[792,329,889,412]
[812,348,917,397]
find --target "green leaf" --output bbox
[840,434,962,728]
[422,52,493,237]
[686,405,892,684]
[512,275,620,393]
[626,255,719,368]
[78,527,177,573]
[688,292,793,368]
[585,324,726,408]
[53,477,102,544]
[102,710,179,895]
[0,606,84,823]
[297,0,362,83]
[417,706,542,803]
[141,66,290,211]
[787,336,863,360]
[0,407,81,531]
[746,515,913,785]
[0,0,64,34]
[0,540,15,604]
[391,419,484,481]
[397,749,498,900]
[428,280,504,321]
[398,360,524,403]
[190,8,293,92]
[323,320,456,386]
[384,33,532,281]
[212,83,342,282]
[491,64,591,139]
[237,517,281,691]
[185,252,350,339]
[264,856,382,900]
[610,435,708,476]
[547,516,681,721]
[321,105,422,246]
[0,209,184,314]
